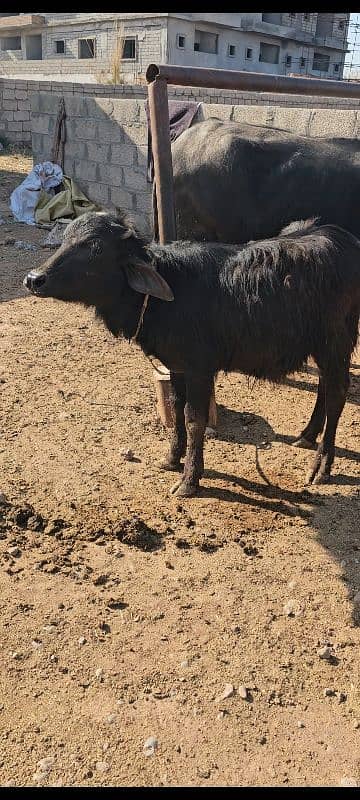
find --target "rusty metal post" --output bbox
[147,75,175,428]
[147,71,216,430]
[147,75,176,244]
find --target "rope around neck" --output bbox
[131,293,150,342]
[130,291,168,377]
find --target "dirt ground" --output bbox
[0,148,359,788]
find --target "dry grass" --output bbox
[97,20,141,85]
[109,20,125,84]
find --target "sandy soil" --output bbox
[0,148,359,788]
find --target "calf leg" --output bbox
[293,372,325,449]
[170,374,213,498]
[306,361,350,485]
[161,372,186,472]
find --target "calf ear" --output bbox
[125,261,174,302]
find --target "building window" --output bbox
[312,53,330,72]
[194,29,218,54]
[78,38,95,59]
[1,36,21,50]
[334,63,340,72]
[289,12,296,20]
[300,56,306,67]
[122,38,136,59]
[176,34,185,49]
[55,40,65,54]
[286,54,292,67]
[227,44,235,57]
[262,14,282,25]
[303,13,310,21]
[312,51,330,71]
[246,47,253,60]
[338,19,345,30]
[259,42,280,64]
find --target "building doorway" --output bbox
[25,35,42,60]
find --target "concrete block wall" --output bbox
[0,78,147,144]
[42,25,109,61]
[0,59,111,81]
[30,86,152,233]
[0,79,32,144]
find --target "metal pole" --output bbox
[147,75,176,244]
[147,62,360,99]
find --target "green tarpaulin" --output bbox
[35,175,99,224]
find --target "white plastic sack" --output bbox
[10,161,63,225]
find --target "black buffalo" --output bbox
[24,210,360,498]
[171,118,360,243]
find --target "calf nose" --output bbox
[23,272,46,291]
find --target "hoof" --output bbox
[205,427,217,439]
[170,480,198,498]
[293,436,316,450]
[305,470,330,486]
[159,460,183,472]
[312,472,330,485]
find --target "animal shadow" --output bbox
[213,396,359,470]
[283,368,359,407]
[214,404,275,446]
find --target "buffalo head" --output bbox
[23,210,174,306]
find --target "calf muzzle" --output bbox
[23,272,47,293]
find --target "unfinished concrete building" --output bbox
[0,13,350,82]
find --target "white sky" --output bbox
[344,13,360,77]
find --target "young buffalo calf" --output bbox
[24,211,360,497]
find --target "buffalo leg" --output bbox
[293,371,326,449]
[170,374,213,498]
[161,372,186,472]
[306,361,350,485]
